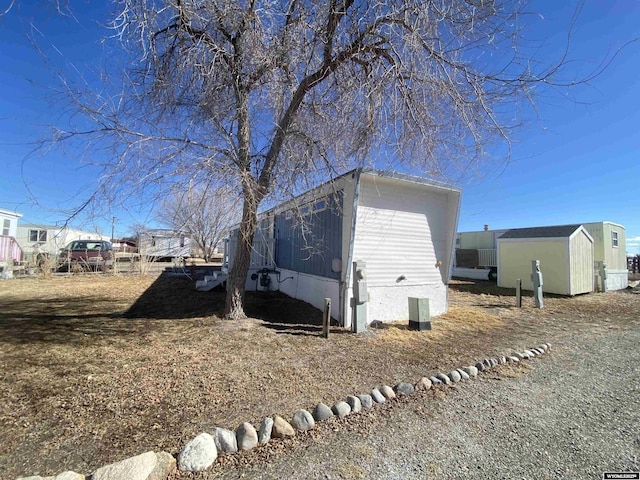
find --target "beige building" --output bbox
[582,222,627,291]
[497,225,594,296]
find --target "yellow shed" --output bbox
[497,224,594,296]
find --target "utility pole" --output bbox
[111,217,116,243]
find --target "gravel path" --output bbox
[210,322,640,480]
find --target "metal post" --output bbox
[516,279,522,308]
[322,298,331,338]
[531,260,543,309]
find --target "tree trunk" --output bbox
[224,182,262,319]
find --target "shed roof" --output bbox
[499,224,582,239]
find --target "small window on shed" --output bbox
[612,231,619,248]
[2,219,10,236]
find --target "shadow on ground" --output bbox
[0,274,337,345]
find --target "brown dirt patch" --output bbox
[0,276,638,478]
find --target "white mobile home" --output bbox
[138,229,191,259]
[15,224,107,261]
[226,169,461,327]
[497,225,594,296]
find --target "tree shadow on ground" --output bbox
[0,274,343,345]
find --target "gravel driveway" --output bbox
[210,321,640,480]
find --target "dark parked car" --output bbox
[58,240,114,271]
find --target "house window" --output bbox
[313,199,327,213]
[612,231,619,248]
[29,229,47,242]
[2,219,9,236]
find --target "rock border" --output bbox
[16,343,551,480]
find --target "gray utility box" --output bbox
[408,297,431,331]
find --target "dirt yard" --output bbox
[1,274,638,478]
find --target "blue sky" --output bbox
[1,1,639,253]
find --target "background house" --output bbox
[496,225,594,296]
[0,209,23,277]
[137,229,191,260]
[454,221,627,292]
[582,222,627,291]
[15,223,107,262]
[225,168,461,328]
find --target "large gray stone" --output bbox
[371,388,386,403]
[258,417,273,445]
[525,349,536,357]
[380,385,396,400]
[435,373,451,385]
[429,376,442,385]
[93,451,158,479]
[498,356,507,364]
[312,402,334,421]
[148,452,176,480]
[346,395,362,413]
[291,409,315,431]
[456,368,470,380]
[357,394,373,409]
[415,377,432,390]
[475,362,485,372]
[489,358,498,367]
[508,356,520,363]
[178,434,217,472]
[394,382,415,396]
[448,370,461,383]
[272,415,296,438]
[332,401,352,418]
[236,422,258,451]
[55,474,86,480]
[483,358,492,368]
[463,366,478,378]
[214,427,238,453]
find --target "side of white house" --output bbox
[347,173,460,324]
[138,230,191,259]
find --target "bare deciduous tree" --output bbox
[45,0,631,319]
[158,183,240,262]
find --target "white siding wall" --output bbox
[276,269,341,319]
[349,175,454,322]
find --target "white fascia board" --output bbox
[570,226,594,244]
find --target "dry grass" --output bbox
[0,275,639,478]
